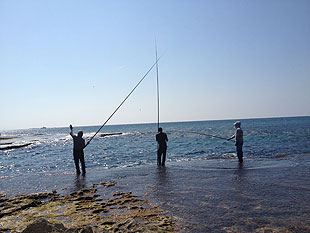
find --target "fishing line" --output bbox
[189,131,228,140]
[86,56,161,147]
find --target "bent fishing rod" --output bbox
[85,56,161,147]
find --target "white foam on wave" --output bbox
[83,131,142,139]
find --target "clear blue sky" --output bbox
[1,0,309,130]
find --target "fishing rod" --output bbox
[189,131,228,140]
[85,56,161,147]
[155,39,160,130]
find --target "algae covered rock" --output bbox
[22,219,67,233]
[22,218,97,233]
[0,181,176,232]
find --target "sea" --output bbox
[1,116,310,184]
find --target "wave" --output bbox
[0,175,15,179]
[91,131,142,138]
[186,150,207,156]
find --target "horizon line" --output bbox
[1,115,309,131]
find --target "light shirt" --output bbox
[235,128,243,146]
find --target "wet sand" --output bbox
[1,153,310,232]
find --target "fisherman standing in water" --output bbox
[227,121,244,163]
[70,124,87,174]
[156,127,168,166]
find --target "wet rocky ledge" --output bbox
[0,181,176,232]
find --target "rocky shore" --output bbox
[0,181,176,232]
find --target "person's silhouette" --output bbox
[227,121,244,163]
[156,127,168,166]
[70,125,86,174]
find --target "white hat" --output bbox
[234,121,241,127]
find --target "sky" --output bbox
[0,0,309,130]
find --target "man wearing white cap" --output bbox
[227,121,244,163]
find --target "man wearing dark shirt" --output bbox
[156,127,168,166]
[70,124,86,174]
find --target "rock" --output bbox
[22,219,98,233]
[113,191,123,196]
[0,143,32,151]
[98,181,117,187]
[22,219,67,233]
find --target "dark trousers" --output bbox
[157,146,167,166]
[236,145,243,163]
[73,149,86,174]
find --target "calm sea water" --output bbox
[1,116,310,180]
